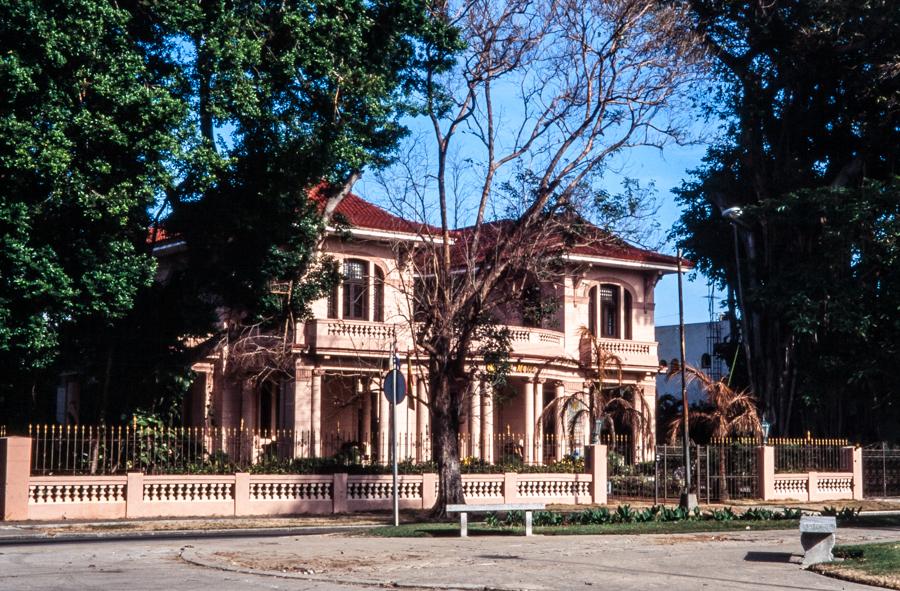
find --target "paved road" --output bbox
[1,525,897,591]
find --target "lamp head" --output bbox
[721,206,744,221]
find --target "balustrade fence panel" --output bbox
[863,443,900,498]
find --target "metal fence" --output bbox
[607,440,759,503]
[24,424,591,475]
[770,437,849,472]
[863,443,900,498]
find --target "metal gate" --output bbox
[607,441,758,503]
[863,443,900,497]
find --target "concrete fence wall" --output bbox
[757,445,863,501]
[1,438,608,522]
[1,438,866,522]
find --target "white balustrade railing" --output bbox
[249,476,333,502]
[143,476,234,502]
[29,476,126,504]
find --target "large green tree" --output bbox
[0,0,186,421]
[674,0,900,439]
[1,0,457,424]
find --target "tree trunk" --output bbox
[428,354,466,517]
[718,441,730,502]
[432,409,464,516]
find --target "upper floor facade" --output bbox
[292,194,683,374]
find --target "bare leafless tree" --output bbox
[377,0,704,512]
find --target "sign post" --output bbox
[382,350,406,527]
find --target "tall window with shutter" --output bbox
[600,284,619,338]
[374,266,385,322]
[343,259,369,320]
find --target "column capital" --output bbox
[312,368,325,377]
[533,377,546,385]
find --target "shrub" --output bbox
[821,506,860,521]
[614,504,636,523]
[709,507,737,521]
[741,508,774,521]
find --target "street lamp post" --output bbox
[721,206,755,395]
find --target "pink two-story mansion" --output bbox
[171,193,682,465]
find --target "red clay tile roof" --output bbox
[330,192,430,234]
[445,219,688,269]
[570,240,688,267]
[149,187,684,268]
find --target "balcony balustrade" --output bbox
[297,319,654,369]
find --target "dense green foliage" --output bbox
[674,0,900,440]
[0,0,457,424]
[0,0,185,416]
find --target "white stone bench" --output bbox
[446,503,546,537]
[800,516,837,566]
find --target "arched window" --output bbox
[701,353,712,368]
[588,286,598,336]
[374,266,385,322]
[343,259,369,320]
[600,284,619,338]
[623,290,633,340]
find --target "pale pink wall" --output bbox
[311,236,412,324]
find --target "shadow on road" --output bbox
[744,551,795,563]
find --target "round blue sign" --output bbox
[382,369,406,404]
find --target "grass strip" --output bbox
[812,541,900,590]
[366,519,800,538]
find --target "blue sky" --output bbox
[610,143,724,327]
[356,125,722,328]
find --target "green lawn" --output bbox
[813,541,900,590]
[366,513,900,538]
[366,519,800,538]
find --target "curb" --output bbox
[0,524,375,546]
[179,546,538,591]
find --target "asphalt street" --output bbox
[1,525,898,591]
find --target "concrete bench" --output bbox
[446,503,546,537]
[799,516,837,566]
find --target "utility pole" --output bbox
[677,249,697,510]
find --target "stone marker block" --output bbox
[800,516,836,566]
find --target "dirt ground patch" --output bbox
[210,549,428,575]
[30,515,384,536]
[813,564,900,590]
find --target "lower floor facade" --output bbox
[186,348,659,465]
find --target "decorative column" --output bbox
[311,369,323,457]
[416,378,429,462]
[360,377,372,458]
[533,379,544,464]
[524,379,535,464]
[470,384,482,460]
[293,364,312,458]
[378,376,390,465]
[239,381,256,464]
[481,381,494,464]
[555,383,566,461]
